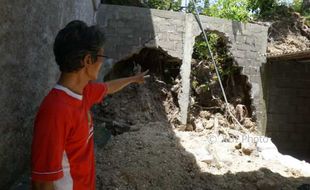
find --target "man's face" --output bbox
[85,48,104,80]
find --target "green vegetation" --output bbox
[204,0,252,22]
[145,0,182,11]
[292,0,303,12]
[103,0,145,7]
[103,0,309,22]
[192,31,236,82]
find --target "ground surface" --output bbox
[94,77,310,190]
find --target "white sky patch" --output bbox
[182,0,294,10]
[208,0,294,5]
[279,0,294,5]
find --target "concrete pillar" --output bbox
[179,14,194,124]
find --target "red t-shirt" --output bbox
[31,82,108,190]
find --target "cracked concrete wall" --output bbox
[98,5,268,132]
[0,0,95,188]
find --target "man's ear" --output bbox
[83,54,93,66]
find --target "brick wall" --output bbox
[97,5,268,132]
[265,61,310,161]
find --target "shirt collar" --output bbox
[54,84,83,101]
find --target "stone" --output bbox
[242,142,256,156]
[205,118,214,129]
[218,118,227,126]
[177,124,187,131]
[199,110,211,119]
[235,104,248,122]
[194,120,204,132]
[235,143,242,150]
[243,117,255,129]
[185,124,194,131]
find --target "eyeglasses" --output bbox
[96,55,109,59]
[96,55,113,65]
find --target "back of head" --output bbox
[53,20,105,72]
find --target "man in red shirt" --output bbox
[31,20,148,190]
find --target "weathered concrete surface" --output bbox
[265,60,310,162]
[97,5,269,131]
[0,0,95,188]
[179,14,194,124]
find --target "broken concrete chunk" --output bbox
[243,117,255,129]
[185,124,194,131]
[205,118,214,129]
[242,147,253,156]
[194,120,204,132]
[242,142,256,156]
[235,104,248,122]
[199,110,211,119]
[235,143,242,150]
[177,124,187,131]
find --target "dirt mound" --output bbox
[266,11,310,55]
[94,75,310,189]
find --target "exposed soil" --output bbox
[266,11,310,55]
[93,75,310,190]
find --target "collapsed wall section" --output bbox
[97,5,268,131]
[192,31,253,117]
[192,18,269,133]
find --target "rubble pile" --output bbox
[266,11,310,55]
[162,65,310,178]
[94,70,310,189]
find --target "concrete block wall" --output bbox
[97,5,185,61]
[0,0,95,188]
[192,17,268,132]
[97,5,268,131]
[265,61,310,161]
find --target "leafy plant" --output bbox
[203,0,252,22]
[103,0,146,6]
[193,31,236,83]
[291,0,303,12]
[146,0,182,11]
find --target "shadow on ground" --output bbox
[10,72,310,190]
[93,68,310,190]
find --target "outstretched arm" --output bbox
[106,70,149,95]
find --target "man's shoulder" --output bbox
[38,89,72,115]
